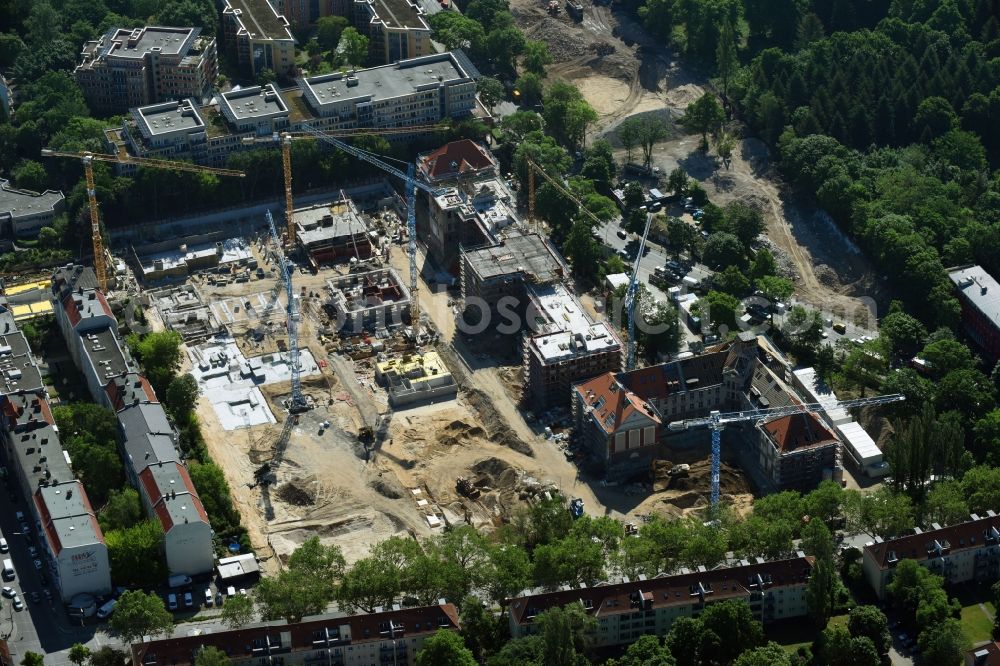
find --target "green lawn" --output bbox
[768,614,849,653]
[960,603,994,647]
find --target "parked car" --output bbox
[12,595,23,611]
[167,594,178,611]
[183,592,193,608]
[616,229,627,239]
[215,591,224,606]
[27,547,37,559]
[1,587,14,598]
[0,539,7,554]
[32,560,42,571]
[204,589,213,606]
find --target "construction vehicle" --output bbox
[40,149,244,292]
[300,124,450,335]
[456,477,481,499]
[566,0,583,20]
[668,394,905,509]
[569,497,584,518]
[547,0,560,14]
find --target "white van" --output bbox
[96,599,117,619]
[0,538,8,553]
[2,559,13,581]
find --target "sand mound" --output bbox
[369,475,405,499]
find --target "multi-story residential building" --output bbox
[106,53,478,169]
[52,265,214,577]
[948,265,1000,363]
[130,603,461,666]
[0,311,111,602]
[508,556,815,648]
[75,27,218,115]
[221,0,296,77]
[416,140,513,269]
[0,179,65,239]
[862,512,1000,599]
[523,283,622,408]
[352,0,431,64]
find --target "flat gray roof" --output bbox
[949,265,1000,328]
[135,100,205,136]
[0,330,30,357]
[119,403,178,472]
[52,265,98,299]
[463,233,565,284]
[101,26,198,59]
[38,482,92,520]
[79,327,132,383]
[301,53,469,111]
[220,84,288,121]
[295,203,369,246]
[50,514,103,549]
[0,180,64,220]
[11,425,74,490]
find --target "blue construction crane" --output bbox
[300,124,448,329]
[266,209,308,413]
[668,393,905,508]
[624,212,653,371]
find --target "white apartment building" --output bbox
[863,512,1000,599]
[508,556,815,648]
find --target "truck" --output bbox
[168,574,192,589]
[565,0,583,20]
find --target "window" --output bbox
[643,426,655,445]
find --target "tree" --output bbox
[936,368,996,422]
[623,182,645,210]
[193,647,230,666]
[460,597,507,663]
[165,373,199,419]
[700,600,765,663]
[543,81,597,150]
[702,232,745,270]
[415,630,477,666]
[813,625,880,666]
[607,635,676,666]
[106,521,167,588]
[429,12,486,55]
[521,40,552,76]
[920,338,975,375]
[220,592,255,629]
[733,643,791,666]
[515,72,543,106]
[88,648,128,666]
[806,556,837,627]
[637,298,681,361]
[973,409,1000,464]
[918,618,964,666]
[315,15,349,51]
[13,160,48,192]
[536,603,595,666]
[700,291,741,331]
[562,218,602,279]
[879,309,928,358]
[913,96,957,141]
[110,591,174,645]
[715,265,750,296]
[848,605,891,656]
[681,93,725,147]
[666,167,688,197]
[128,330,183,395]
[725,201,765,248]
[755,275,794,302]
[258,537,345,622]
[923,480,969,526]
[477,76,505,114]
[715,18,738,104]
[338,27,369,68]
[843,487,914,539]
[99,488,143,532]
[68,645,90,666]
[485,25,526,75]
[638,117,669,168]
[618,118,642,165]
[20,654,43,666]
[481,543,532,607]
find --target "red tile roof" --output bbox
[762,412,838,453]
[864,514,1000,570]
[139,463,210,531]
[131,604,461,666]
[105,373,157,411]
[508,556,815,626]
[966,641,1000,665]
[62,294,82,327]
[575,372,659,435]
[1,394,54,430]
[420,140,495,180]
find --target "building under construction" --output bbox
[375,351,457,407]
[294,197,374,268]
[326,267,411,333]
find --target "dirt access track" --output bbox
[511,0,883,318]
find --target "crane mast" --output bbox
[266,210,307,413]
[624,212,652,371]
[300,123,449,334]
[669,393,905,508]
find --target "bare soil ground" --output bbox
[509,0,882,316]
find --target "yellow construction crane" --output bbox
[244,124,448,244]
[526,157,607,229]
[40,149,245,293]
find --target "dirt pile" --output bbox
[369,474,406,499]
[438,420,486,448]
[463,388,534,456]
[526,16,590,61]
[664,83,704,109]
[276,478,316,506]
